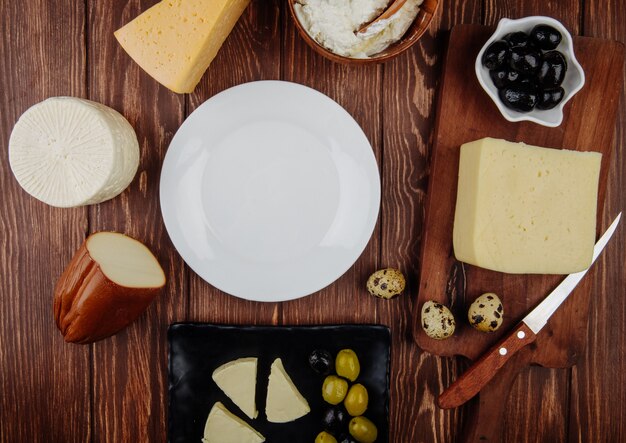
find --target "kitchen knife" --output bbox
[438,213,622,409]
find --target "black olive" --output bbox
[489,68,525,89]
[537,87,565,110]
[509,47,542,75]
[309,349,334,375]
[321,406,349,435]
[482,40,510,70]
[338,436,358,443]
[503,31,533,49]
[530,24,562,50]
[499,83,539,112]
[537,51,568,88]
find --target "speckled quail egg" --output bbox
[468,293,504,333]
[421,301,456,340]
[366,268,405,299]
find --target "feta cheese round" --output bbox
[9,97,139,208]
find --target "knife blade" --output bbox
[438,213,622,410]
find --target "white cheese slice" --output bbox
[453,137,602,274]
[202,402,265,443]
[265,358,310,423]
[212,357,258,419]
[8,97,139,208]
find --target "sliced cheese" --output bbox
[212,357,258,419]
[114,0,251,94]
[453,137,602,274]
[8,97,139,208]
[202,402,265,443]
[265,358,310,423]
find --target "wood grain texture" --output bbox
[569,0,626,441]
[86,0,186,441]
[0,1,91,442]
[1,1,625,442]
[187,0,282,327]
[377,2,481,442]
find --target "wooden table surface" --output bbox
[1,1,624,442]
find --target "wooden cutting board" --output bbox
[413,25,624,441]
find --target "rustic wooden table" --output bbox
[1,1,624,442]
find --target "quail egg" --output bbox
[421,301,456,340]
[468,292,504,333]
[366,268,406,299]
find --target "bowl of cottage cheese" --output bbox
[289,0,439,63]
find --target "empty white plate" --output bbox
[160,81,380,302]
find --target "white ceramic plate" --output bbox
[475,16,585,127]
[160,81,380,302]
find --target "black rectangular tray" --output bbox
[168,323,391,442]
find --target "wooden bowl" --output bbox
[288,0,440,65]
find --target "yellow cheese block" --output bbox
[453,138,602,274]
[114,0,251,93]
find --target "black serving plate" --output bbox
[168,323,391,443]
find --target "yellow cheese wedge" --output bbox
[212,357,258,419]
[453,138,601,274]
[265,358,310,423]
[202,402,265,443]
[114,0,251,93]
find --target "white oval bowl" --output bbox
[475,16,585,128]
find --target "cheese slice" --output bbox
[212,357,258,419]
[453,137,602,274]
[114,0,251,94]
[8,97,139,208]
[265,358,310,423]
[202,402,265,443]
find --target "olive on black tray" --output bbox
[482,40,510,70]
[499,83,539,112]
[489,68,524,89]
[509,47,542,75]
[530,24,562,50]
[537,87,565,110]
[503,31,534,49]
[537,51,568,88]
[321,406,349,435]
[309,349,334,375]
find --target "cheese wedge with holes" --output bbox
[9,97,139,208]
[212,357,258,419]
[453,138,601,274]
[202,402,265,443]
[114,0,251,93]
[265,358,310,423]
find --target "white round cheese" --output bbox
[9,97,139,208]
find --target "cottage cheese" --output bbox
[294,0,423,58]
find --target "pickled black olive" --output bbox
[499,83,539,112]
[537,87,565,110]
[482,40,510,70]
[530,24,562,50]
[537,51,567,88]
[509,47,542,75]
[321,406,349,435]
[489,68,524,89]
[503,31,533,48]
[309,349,334,375]
[338,436,358,443]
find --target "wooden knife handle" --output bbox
[438,322,537,409]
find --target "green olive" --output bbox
[315,431,338,443]
[349,416,378,443]
[322,375,348,405]
[344,383,369,416]
[336,349,360,382]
